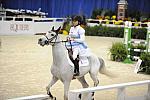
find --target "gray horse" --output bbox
[38,27,112,100]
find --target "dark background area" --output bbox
[0,0,150,18]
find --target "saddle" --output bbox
[67,49,89,67]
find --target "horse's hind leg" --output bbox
[77,76,90,100]
[46,76,58,99]
[78,76,89,88]
[90,73,99,87]
[89,73,100,100]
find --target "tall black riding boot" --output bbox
[73,58,79,76]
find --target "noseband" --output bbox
[44,33,58,46]
[44,33,67,46]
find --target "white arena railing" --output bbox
[8,94,49,100]
[86,19,148,28]
[68,80,150,100]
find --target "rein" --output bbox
[44,34,67,46]
[44,33,80,58]
[44,34,73,56]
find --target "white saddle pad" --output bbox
[67,56,89,67]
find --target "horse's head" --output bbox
[38,26,61,46]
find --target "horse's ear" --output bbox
[51,26,54,31]
[57,26,61,31]
[56,26,61,33]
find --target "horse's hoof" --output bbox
[47,91,53,98]
[47,91,56,100]
[78,93,81,99]
[53,97,56,100]
[50,97,56,100]
[49,97,56,100]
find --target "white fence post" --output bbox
[117,87,125,100]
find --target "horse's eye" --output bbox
[51,34,55,36]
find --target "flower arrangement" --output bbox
[111,15,116,20]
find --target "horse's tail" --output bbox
[98,57,115,78]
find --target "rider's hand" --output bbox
[67,36,71,41]
[67,36,74,41]
[69,38,74,41]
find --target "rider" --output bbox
[67,15,88,76]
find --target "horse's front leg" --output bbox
[46,76,58,100]
[64,81,71,100]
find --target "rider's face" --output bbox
[72,20,78,26]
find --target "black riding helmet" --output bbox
[72,15,87,26]
[72,15,82,25]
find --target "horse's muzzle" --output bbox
[38,38,45,46]
[38,38,42,44]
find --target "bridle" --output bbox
[44,32,73,56]
[44,31,77,61]
[44,32,67,46]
